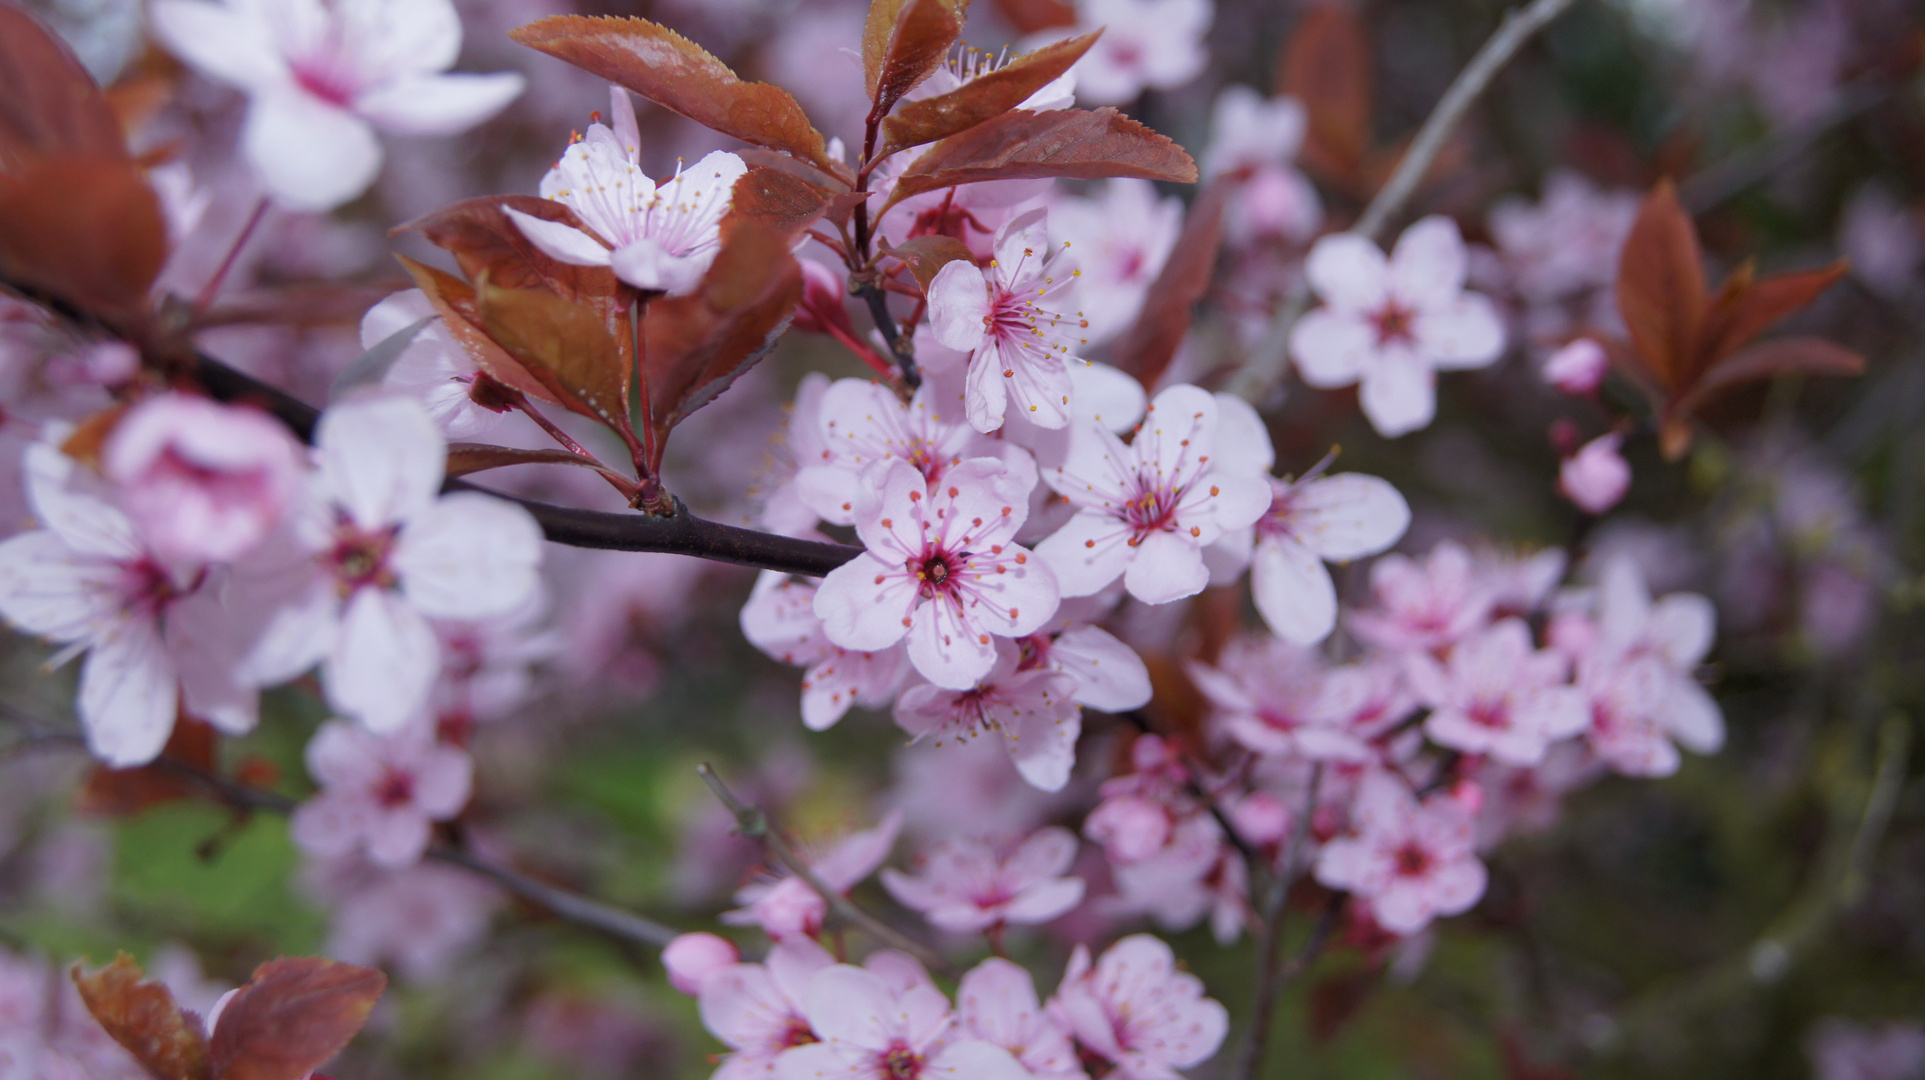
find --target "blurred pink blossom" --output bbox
[291,718,473,868]
[881,828,1086,932]
[1314,771,1487,935]
[1048,934,1230,1080]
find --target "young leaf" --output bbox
[642,222,802,464]
[1674,336,1866,420]
[398,195,623,318]
[867,0,967,119]
[509,16,845,179]
[881,107,1198,211]
[206,957,386,1080]
[991,0,1077,34]
[887,234,975,294]
[72,953,211,1080]
[728,164,836,240]
[0,4,126,170]
[1279,3,1373,184]
[395,255,562,408]
[1699,260,1849,369]
[78,715,219,816]
[879,32,1099,156]
[475,275,640,448]
[447,443,634,493]
[0,155,165,323]
[1615,178,1704,393]
[1113,180,1227,391]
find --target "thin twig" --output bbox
[696,763,956,976]
[1120,711,1261,866]
[1232,0,1585,403]
[1236,764,1326,1080]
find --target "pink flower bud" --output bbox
[791,258,854,337]
[662,932,739,996]
[1558,434,1630,515]
[1085,795,1172,863]
[102,393,305,565]
[1542,338,1607,395]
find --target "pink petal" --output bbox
[814,553,918,652]
[1420,294,1505,369]
[393,492,543,619]
[929,261,991,354]
[907,596,998,689]
[1305,232,1390,310]
[1048,624,1151,711]
[1288,310,1374,388]
[1387,215,1469,307]
[1357,354,1437,438]
[78,618,178,767]
[244,88,381,213]
[1290,474,1411,560]
[326,587,439,733]
[1123,530,1209,605]
[317,397,445,531]
[1251,535,1338,645]
[502,205,614,266]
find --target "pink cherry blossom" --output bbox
[0,948,149,1080]
[1216,468,1410,645]
[1204,85,1306,179]
[752,372,835,537]
[813,457,1057,690]
[696,937,836,1080]
[241,396,544,733]
[773,962,1031,1080]
[1086,793,1174,864]
[150,0,525,211]
[1571,557,1723,776]
[1348,539,1496,654]
[1044,0,1212,106]
[1048,179,1183,345]
[894,641,1083,791]
[1049,934,1229,1080]
[663,932,740,996]
[100,393,304,566]
[1541,338,1608,395]
[726,813,902,940]
[881,827,1086,932]
[1106,812,1251,944]
[1037,385,1273,605]
[304,852,500,982]
[1290,217,1506,437]
[364,289,508,439]
[290,718,473,868]
[1559,433,1631,514]
[1188,635,1362,761]
[1487,171,1638,304]
[742,578,911,731]
[1314,772,1487,936]
[797,376,1036,527]
[927,209,1089,433]
[1021,621,1153,714]
[506,86,748,295]
[955,959,1087,1080]
[0,441,260,766]
[1408,619,1588,766]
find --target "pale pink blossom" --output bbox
[1571,557,1723,776]
[1188,635,1356,761]
[1021,621,1153,714]
[241,396,544,733]
[882,828,1086,932]
[1037,385,1273,605]
[798,375,1036,527]
[100,394,304,566]
[430,592,561,731]
[0,441,260,765]
[814,457,1057,690]
[726,813,902,940]
[305,852,500,982]
[1105,812,1250,944]
[927,209,1089,433]
[773,961,1030,1080]
[1085,794,1174,864]
[1839,184,1923,299]
[696,937,837,1080]
[1487,171,1638,304]
[290,718,473,868]
[1049,180,1183,345]
[1314,772,1487,935]
[742,578,911,730]
[1541,338,1608,395]
[506,87,748,295]
[1049,934,1229,1080]
[0,948,148,1080]
[365,289,507,439]
[1203,85,1306,179]
[1214,467,1410,644]
[956,959,1087,1080]
[1559,433,1631,514]
[1290,217,1506,437]
[894,641,1083,791]
[663,932,740,996]
[1471,742,1601,849]
[1408,619,1588,766]
[1348,540,1495,654]
[150,0,525,210]
[1045,0,1212,106]
[1229,164,1325,244]
[753,372,835,537]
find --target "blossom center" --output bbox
[1466,698,1509,729]
[290,47,361,109]
[779,1017,817,1049]
[1370,300,1418,348]
[375,768,415,808]
[328,525,399,594]
[1121,480,1182,541]
[121,558,183,619]
[912,549,964,600]
[882,1043,923,1080]
[1393,842,1432,877]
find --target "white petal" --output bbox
[79,618,178,768]
[1304,232,1390,310]
[393,493,543,619]
[244,89,382,213]
[149,0,289,89]
[1358,354,1437,438]
[1123,530,1209,604]
[354,72,525,136]
[1034,511,1130,598]
[1419,293,1505,369]
[326,588,439,733]
[1209,392,1275,475]
[502,206,614,266]
[0,531,117,640]
[1290,474,1411,559]
[1050,624,1151,711]
[1388,215,1468,307]
[929,261,991,354]
[1251,536,1338,645]
[316,396,446,531]
[343,0,464,76]
[1289,310,1375,388]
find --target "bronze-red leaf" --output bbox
[879,32,1100,157]
[726,165,835,241]
[1674,336,1866,419]
[1615,178,1705,393]
[1700,260,1848,369]
[0,4,126,170]
[73,954,211,1080]
[887,234,975,294]
[397,196,623,319]
[1113,180,1227,391]
[509,16,844,180]
[991,0,1077,34]
[0,155,165,323]
[881,107,1197,212]
[866,0,967,118]
[395,255,563,408]
[206,958,386,1080]
[475,274,639,449]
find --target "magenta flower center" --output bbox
[375,768,415,808]
[121,558,182,619]
[883,1043,923,1079]
[912,548,964,600]
[1370,299,1418,347]
[1121,479,1184,541]
[779,1017,817,1049]
[1466,698,1510,729]
[328,524,398,594]
[1394,842,1432,877]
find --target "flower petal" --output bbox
[317,396,445,531]
[354,72,525,136]
[326,587,439,732]
[1251,535,1338,645]
[244,89,382,213]
[393,493,543,619]
[502,205,615,266]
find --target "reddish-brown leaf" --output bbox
[446,443,631,490]
[1699,260,1848,368]
[887,234,975,294]
[642,223,802,467]
[1615,179,1704,393]
[207,958,386,1080]
[509,17,844,179]
[867,0,967,118]
[1113,180,1227,391]
[395,255,562,408]
[991,0,1077,34]
[72,954,211,1080]
[1674,336,1866,419]
[398,196,623,319]
[727,165,835,241]
[881,107,1197,212]
[1279,4,1372,181]
[0,155,164,322]
[79,715,217,816]
[879,32,1100,157]
[475,275,638,449]
[0,4,125,170]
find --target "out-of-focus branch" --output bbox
[1120,711,1261,866]
[1231,0,1585,403]
[0,710,681,950]
[1236,764,1327,1080]
[696,763,957,977]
